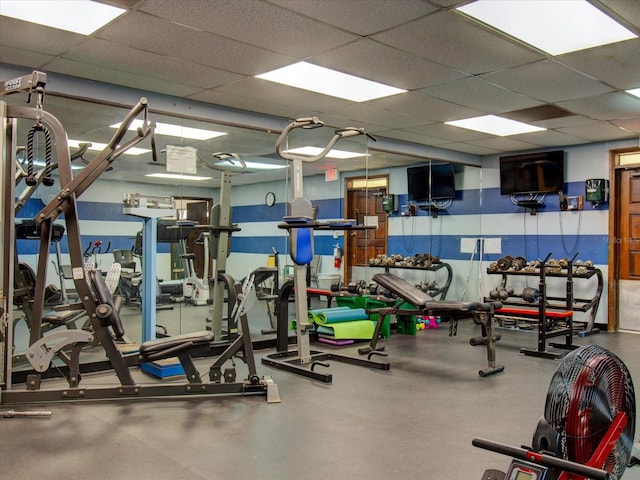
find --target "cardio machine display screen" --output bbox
[514,471,533,480]
[506,460,546,480]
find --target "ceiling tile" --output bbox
[557,38,640,90]
[309,38,469,90]
[188,88,296,119]
[511,130,593,148]
[0,17,84,55]
[466,136,540,152]
[556,92,640,121]
[610,116,640,135]
[420,76,543,114]
[372,129,452,146]
[321,102,430,129]
[557,119,638,141]
[437,142,502,155]
[0,46,54,71]
[367,91,484,122]
[46,57,204,98]
[530,115,596,129]
[481,59,615,103]
[62,38,244,89]
[97,11,295,75]
[596,0,640,30]
[372,10,543,74]
[406,123,492,142]
[214,77,353,118]
[501,105,574,123]
[139,0,358,58]
[267,0,436,36]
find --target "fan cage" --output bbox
[543,345,636,480]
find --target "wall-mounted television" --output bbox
[500,150,565,195]
[407,164,456,202]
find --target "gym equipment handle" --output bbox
[472,438,608,480]
[109,97,148,149]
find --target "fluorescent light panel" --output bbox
[33,160,83,171]
[457,0,637,55]
[446,115,546,136]
[111,120,227,141]
[627,88,640,99]
[285,146,365,159]
[68,139,149,156]
[0,0,125,35]
[146,173,211,181]
[256,62,406,102]
[215,161,287,170]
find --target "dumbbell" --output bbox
[497,255,514,270]
[511,256,526,271]
[522,287,539,303]
[346,280,366,295]
[489,286,513,300]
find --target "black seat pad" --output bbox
[372,272,480,311]
[140,331,213,356]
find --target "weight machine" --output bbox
[261,117,390,382]
[1,71,278,404]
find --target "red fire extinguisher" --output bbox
[334,244,342,268]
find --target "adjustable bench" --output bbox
[368,272,504,377]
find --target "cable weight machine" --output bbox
[1,72,278,403]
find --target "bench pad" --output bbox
[140,331,213,356]
[373,272,481,311]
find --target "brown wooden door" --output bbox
[345,188,387,282]
[619,168,640,280]
[615,166,640,331]
[186,200,211,278]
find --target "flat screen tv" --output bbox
[500,150,565,195]
[407,164,456,202]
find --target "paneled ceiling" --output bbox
[2,0,640,184]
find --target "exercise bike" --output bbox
[474,344,636,480]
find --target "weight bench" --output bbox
[89,270,215,383]
[368,272,504,377]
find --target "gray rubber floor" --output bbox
[1,299,639,480]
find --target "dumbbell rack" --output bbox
[487,253,603,359]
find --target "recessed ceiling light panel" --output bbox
[446,115,546,136]
[111,120,227,141]
[215,161,286,170]
[146,173,211,181]
[285,146,366,159]
[68,139,149,156]
[457,0,637,55]
[1,0,125,35]
[256,62,406,102]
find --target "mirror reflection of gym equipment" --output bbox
[1,72,279,404]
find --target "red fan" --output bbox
[544,345,635,479]
[474,344,636,480]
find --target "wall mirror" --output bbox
[3,88,484,376]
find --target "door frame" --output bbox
[607,146,640,332]
[343,175,389,282]
[174,197,212,279]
